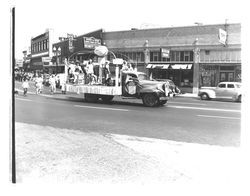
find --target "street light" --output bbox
[53,46,61,74]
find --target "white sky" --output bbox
[10,0,247,59]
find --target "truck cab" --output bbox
[121,71,172,106]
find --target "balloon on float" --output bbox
[94,45,108,57]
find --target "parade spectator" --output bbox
[49,74,56,94]
[60,74,67,94]
[22,78,29,96]
[35,74,43,94]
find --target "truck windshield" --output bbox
[137,73,148,81]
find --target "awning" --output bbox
[146,64,170,69]
[171,64,192,69]
[146,64,192,69]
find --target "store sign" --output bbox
[83,37,101,49]
[112,58,123,65]
[68,34,74,52]
[161,48,170,58]
[218,28,227,45]
[42,57,52,62]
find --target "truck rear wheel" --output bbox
[142,94,159,107]
[85,94,99,102]
[101,95,114,103]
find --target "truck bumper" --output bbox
[159,96,169,101]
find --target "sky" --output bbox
[9,0,247,59]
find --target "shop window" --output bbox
[190,51,193,61]
[205,50,210,55]
[184,51,190,61]
[180,51,184,61]
[220,66,234,70]
[170,51,175,61]
[153,52,159,61]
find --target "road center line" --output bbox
[74,105,130,112]
[168,105,241,113]
[15,98,32,102]
[169,101,206,106]
[197,115,241,120]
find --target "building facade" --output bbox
[102,23,241,93]
[30,29,55,73]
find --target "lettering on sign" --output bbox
[161,48,170,58]
[83,37,101,49]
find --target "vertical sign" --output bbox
[68,34,74,52]
[218,28,227,45]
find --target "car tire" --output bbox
[142,94,159,107]
[200,93,210,100]
[237,95,242,102]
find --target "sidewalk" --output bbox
[175,93,199,98]
[15,122,243,185]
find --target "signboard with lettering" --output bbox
[83,37,101,49]
[161,48,170,58]
[42,57,52,62]
[218,28,227,45]
[68,34,74,52]
[112,58,123,65]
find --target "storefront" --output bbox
[199,63,241,87]
[147,63,193,92]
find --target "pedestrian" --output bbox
[22,78,29,96]
[49,74,56,94]
[35,74,43,94]
[60,74,67,94]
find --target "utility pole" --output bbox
[193,38,200,94]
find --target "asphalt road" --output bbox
[15,82,241,147]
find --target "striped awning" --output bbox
[146,64,170,69]
[146,64,192,69]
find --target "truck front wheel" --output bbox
[159,100,167,106]
[142,94,159,107]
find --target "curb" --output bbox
[176,93,199,98]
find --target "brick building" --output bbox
[30,29,55,73]
[102,23,241,93]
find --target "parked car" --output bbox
[154,79,181,96]
[198,82,242,102]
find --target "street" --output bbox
[15,81,241,147]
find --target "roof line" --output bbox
[104,23,241,34]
